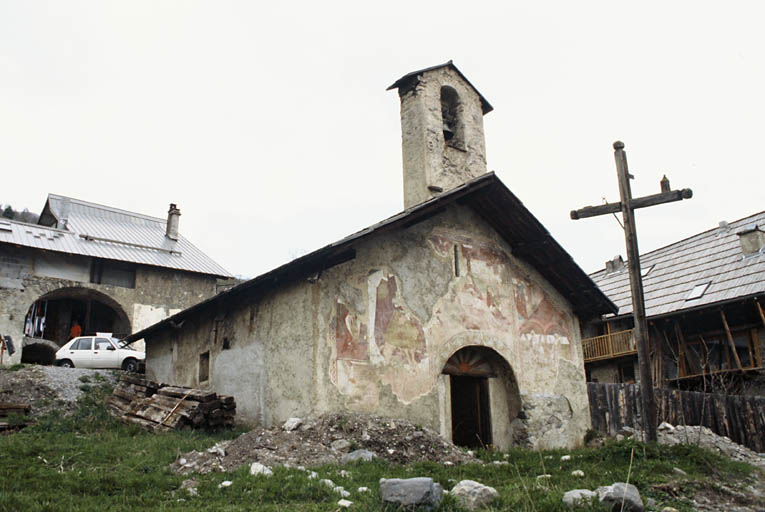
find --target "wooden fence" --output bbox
[587,382,765,453]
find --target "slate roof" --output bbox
[0,194,231,278]
[590,211,765,318]
[125,172,616,343]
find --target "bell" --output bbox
[443,123,454,141]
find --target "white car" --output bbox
[55,334,145,372]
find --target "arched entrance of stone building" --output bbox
[442,346,521,449]
[22,287,131,363]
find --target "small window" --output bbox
[90,258,136,288]
[685,282,710,301]
[72,337,92,350]
[440,86,464,149]
[95,337,113,350]
[199,351,210,382]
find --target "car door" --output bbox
[92,337,120,368]
[66,337,93,368]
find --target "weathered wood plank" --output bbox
[587,382,765,452]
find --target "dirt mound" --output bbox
[0,365,118,417]
[171,413,476,474]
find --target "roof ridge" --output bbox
[48,193,166,224]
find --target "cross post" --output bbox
[571,141,692,443]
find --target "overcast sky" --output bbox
[2,1,763,279]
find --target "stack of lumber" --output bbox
[107,375,236,432]
[0,402,33,432]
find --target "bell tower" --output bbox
[388,61,493,208]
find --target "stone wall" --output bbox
[146,204,591,449]
[0,244,217,364]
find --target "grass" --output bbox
[0,383,758,511]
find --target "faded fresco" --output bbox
[327,226,577,408]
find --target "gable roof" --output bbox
[591,210,765,318]
[387,60,494,115]
[0,194,231,278]
[124,172,615,343]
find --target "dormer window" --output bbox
[440,86,464,149]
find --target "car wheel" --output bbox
[122,358,138,373]
[60,360,74,368]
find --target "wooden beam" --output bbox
[570,189,693,219]
[720,309,743,370]
[674,321,687,377]
[756,299,765,328]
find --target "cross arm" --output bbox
[570,188,692,220]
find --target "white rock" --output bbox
[387,448,395,455]
[443,461,454,466]
[597,482,643,512]
[320,479,336,489]
[357,486,369,493]
[250,462,273,477]
[179,458,187,465]
[536,474,552,480]
[218,480,233,488]
[339,470,350,478]
[337,499,353,508]
[451,480,499,510]
[658,421,675,432]
[282,417,303,431]
[571,470,585,478]
[561,455,571,462]
[334,487,350,498]
[562,489,597,506]
[308,471,318,480]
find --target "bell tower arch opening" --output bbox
[22,287,131,363]
[442,345,520,449]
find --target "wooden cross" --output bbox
[571,141,693,442]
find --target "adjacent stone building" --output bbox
[126,62,615,449]
[0,195,231,365]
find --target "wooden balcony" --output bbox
[583,329,636,362]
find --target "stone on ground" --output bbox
[597,482,643,512]
[571,469,585,477]
[249,462,273,477]
[337,499,353,508]
[342,449,377,464]
[331,439,352,452]
[562,489,597,507]
[282,417,303,431]
[380,477,443,511]
[450,480,499,510]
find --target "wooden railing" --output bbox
[582,329,636,362]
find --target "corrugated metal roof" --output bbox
[125,172,616,343]
[0,194,231,278]
[591,211,765,318]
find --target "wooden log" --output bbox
[120,374,160,389]
[157,386,217,402]
[0,403,31,416]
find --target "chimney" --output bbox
[737,225,765,256]
[605,255,625,274]
[166,203,181,241]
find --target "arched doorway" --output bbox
[23,287,131,361]
[442,346,520,449]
